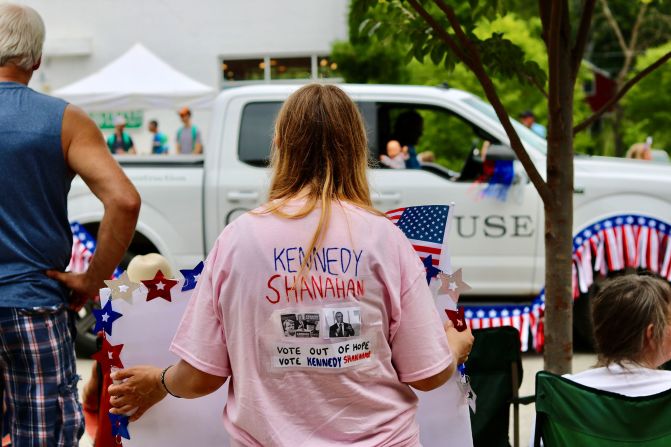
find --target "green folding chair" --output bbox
[534,370,671,446]
[465,326,534,447]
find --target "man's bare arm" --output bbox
[47,105,140,304]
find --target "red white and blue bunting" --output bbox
[68,215,670,355]
[464,214,671,352]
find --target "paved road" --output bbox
[76,353,597,446]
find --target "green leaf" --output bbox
[358,18,372,36]
[412,42,427,62]
[430,43,446,65]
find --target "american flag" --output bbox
[68,222,96,273]
[68,222,122,278]
[386,205,452,267]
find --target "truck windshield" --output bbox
[463,97,547,155]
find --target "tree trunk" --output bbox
[544,7,574,375]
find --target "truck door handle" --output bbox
[372,192,402,203]
[227,191,259,202]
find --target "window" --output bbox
[220,55,342,85]
[270,57,311,80]
[317,56,340,79]
[374,102,505,181]
[238,102,283,166]
[238,101,377,167]
[221,58,265,82]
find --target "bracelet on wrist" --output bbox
[161,365,182,398]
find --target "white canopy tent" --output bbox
[54,43,215,111]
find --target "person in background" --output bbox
[176,107,203,154]
[530,273,671,445]
[106,115,136,154]
[0,4,140,445]
[394,110,423,169]
[149,119,169,155]
[626,142,653,160]
[418,150,435,163]
[519,110,547,138]
[108,84,473,446]
[380,139,408,169]
[574,274,671,391]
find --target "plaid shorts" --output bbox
[0,306,84,447]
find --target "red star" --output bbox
[91,337,124,375]
[445,308,467,333]
[142,270,178,302]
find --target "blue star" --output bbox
[180,261,204,292]
[423,255,441,284]
[109,413,131,439]
[92,300,123,336]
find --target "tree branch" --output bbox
[599,0,628,55]
[571,0,596,79]
[618,3,648,82]
[435,0,550,99]
[525,73,550,99]
[405,0,470,63]
[433,0,474,50]
[573,50,671,134]
[409,0,551,202]
[538,0,551,45]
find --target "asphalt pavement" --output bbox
[75,353,597,446]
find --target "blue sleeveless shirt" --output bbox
[0,82,72,307]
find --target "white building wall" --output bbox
[8,0,349,152]
[15,0,349,89]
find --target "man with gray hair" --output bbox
[0,4,140,445]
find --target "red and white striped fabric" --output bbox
[68,222,96,273]
[67,222,122,279]
[465,215,671,352]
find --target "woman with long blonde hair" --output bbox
[109,84,473,446]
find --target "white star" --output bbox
[108,351,114,360]
[102,313,110,322]
[118,285,129,293]
[449,281,458,291]
[193,274,201,282]
[156,281,165,290]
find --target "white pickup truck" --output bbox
[68,84,671,304]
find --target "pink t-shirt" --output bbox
[171,200,453,446]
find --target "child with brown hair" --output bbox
[569,274,671,393]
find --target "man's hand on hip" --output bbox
[46,270,100,310]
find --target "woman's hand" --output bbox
[108,366,167,422]
[445,321,474,364]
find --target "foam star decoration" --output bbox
[104,272,140,304]
[92,300,123,336]
[142,270,179,302]
[423,255,442,285]
[438,268,471,303]
[180,261,204,292]
[445,308,467,332]
[109,413,131,440]
[91,337,124,375]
